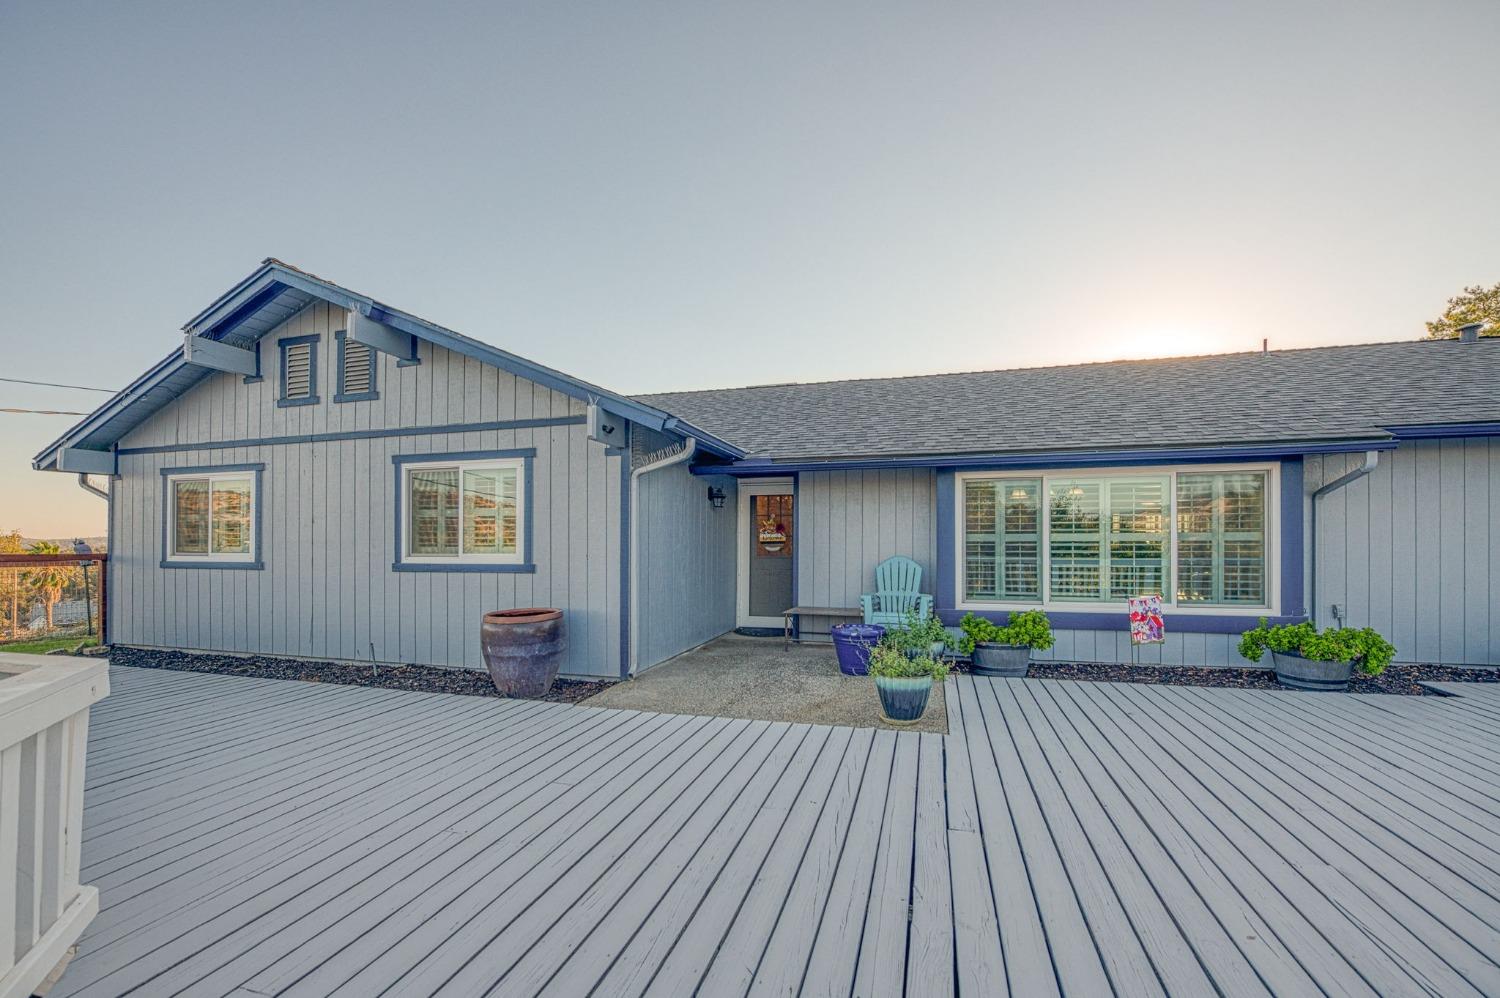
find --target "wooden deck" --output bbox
[56,665,1500,997]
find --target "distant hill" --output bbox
[19,535,108,552]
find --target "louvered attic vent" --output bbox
[278,336,319,406]
[342,340,372,395]
[285,343,312,396]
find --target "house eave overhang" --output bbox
[691,435,1401,476]
[1382,420,1500,440]
[33,259,747,471]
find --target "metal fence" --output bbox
[0,553,107,651]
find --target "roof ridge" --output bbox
[637,336,1488,398]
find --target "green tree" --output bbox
[21,541,74,632]
[0,530,22,639]
[1425,282,1500,339]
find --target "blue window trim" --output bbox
[277,334,320,407]
[333,329,380,403]
[392,449,537,573]
[934,458,1307,635]
[159,463,265,570]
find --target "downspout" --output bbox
[627,438,697,677]
[76,473,110,644]
[77,473,108,500]
[1308,450,1379,628]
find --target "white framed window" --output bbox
[956,463,1277,614]
[400,456,527,565]
[163,466,261,566]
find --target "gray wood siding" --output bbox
[635,467,737,670]
[795,469,937,636]
[1310,437,1499,666]
[108,303,624,678]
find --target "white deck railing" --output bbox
[0,654,108,998]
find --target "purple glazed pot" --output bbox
[831,623,885,676]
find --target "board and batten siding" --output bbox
[1310,437,1499,667]
[794,469,937,637]
[634,464,737,670]
[107,301,625,678]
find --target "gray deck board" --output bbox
[51,665,1500,997]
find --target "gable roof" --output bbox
[639,339,1500,464]
[33,259,742,470]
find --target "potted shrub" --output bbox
[868,641,948,724]
[830,623,885,676]
[1237,618,1396,692]
[958,610,1054,678]
[885,607,952,659]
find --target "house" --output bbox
[33,260,1500,676]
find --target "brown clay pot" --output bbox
[480,608,566,697]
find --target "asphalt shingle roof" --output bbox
[638,339,1500,461]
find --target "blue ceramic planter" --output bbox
[831,624,885,676]
[875,675,933,724]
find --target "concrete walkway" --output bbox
[582,633,949,733]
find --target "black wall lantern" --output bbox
[707,486,727,509]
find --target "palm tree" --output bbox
[21,542,73,631]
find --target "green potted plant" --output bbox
[958,610,1054,678]
[882,607,953,660]
[1237,618,1396,692]
[868,640,948,724]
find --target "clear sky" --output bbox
[2,0,1496,537]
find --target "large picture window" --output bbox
[958,467,1271,610]
[162,465,262,568]
[396,452,531,570]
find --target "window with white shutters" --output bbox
[958,466,1273,611]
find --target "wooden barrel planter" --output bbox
[1271,650,1354,692]
[970,643,1030,678]
[481,608,567,697]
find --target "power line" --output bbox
[0,407,90,416]
[0,376,118,393]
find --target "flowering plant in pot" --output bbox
[867,641,948,724]
[958,610,1054,678]
[1237,618,1395,692]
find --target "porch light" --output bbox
[707,486,727,509]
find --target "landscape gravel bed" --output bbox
[106,646,612,703]
[1014,660,1496,695]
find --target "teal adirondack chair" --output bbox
[861,556,933,627]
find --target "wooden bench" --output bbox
[782,606,862,650]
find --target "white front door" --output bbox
[737,479,795,628]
